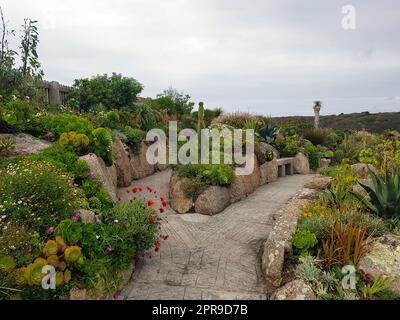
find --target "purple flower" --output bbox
[46,226,55,234]
[70,215,79,221]
[46,131,54,139]
[85,171,93,177]
[106,246,113,253]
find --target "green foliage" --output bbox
[352,168,400,218]
[274,136,300,157]
[362,277,393,299]
[302,129,327,146]
[324,151,334,159]
[69,73,143,112]
[359,139,400,172]
[58,131,90,154]
[152,88,194,119]
[176,163,235,187]
[44,114,94,138]
[130,102,160,130]
[55,220,83,245]
[92,128,113,166]
[0,137,15,159]
[2,99,38,132]
[182,177,208,199]
[303,140,321,171]
[81,180,113,210]
[295,256,322,283]
[293,230,318,256]
[259,124,279,144]
[212,112,257,129]
[122,126,145,153]
[0,160,86,230]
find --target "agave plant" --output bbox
[259,124,279,144]
[352,168,400,218]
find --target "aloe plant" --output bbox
[352,168,400,218]
[259,124,279,144]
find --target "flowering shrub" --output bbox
[0,160,87,230]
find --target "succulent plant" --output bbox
[55,220,82,245]
[47,255,59,267]
[259,124,279,144]
[55,272,64,287]
[0,255,17,273]
[64,246,82,263]
[14,267,27,286]
[24,262,46,286]
[57,260,67,272]
[43,240,58,257]
[55,236,67,252]
[34,257,48,265]
[63,270,72,284]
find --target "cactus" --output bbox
[43,240,58,257]
[64,246,82,263]
[24,262,46,286]
[47,255,59,267]
[0,255,16,273]
[63,270,72,284]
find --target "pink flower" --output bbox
[85,171,93,177]
[46,226,55,234]
[106,246,113,253]
[70,215,79,221]
[46,131,54,139]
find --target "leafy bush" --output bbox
[352,168,400,218]
[44,114,94,138]
[302,129,327,146]
[293,230,318,256]
[81,180,113,210]
[303,140,321,171]
[92,128,113,166]
[122,126,145,154]
[131,103,160,130]
[324,151,334,159]
[0,160,86,230]
[182,177,208,199]
[59,131,90,154]
[274,136,300,157]
[198,164,235,186]
[1,99,42,134]
[29,145,90,182]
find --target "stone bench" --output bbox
[277,157,295,177]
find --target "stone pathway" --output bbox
[118,170,313,300]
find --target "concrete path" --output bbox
[119,170,313,300]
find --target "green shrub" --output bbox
[0,160,87,230]
[182,177,208,199]
[2,99,36,132]
[44,114,94,138]
[92,128,113,166]
[122,126,145,154]
[55,219,83,245]
[275,136,300,157]
[81,180,113,210]
[198,164,235,186]
[303,140,321,171]
[0,137,15,159]
[59,131,90,154]
[29,145,90,182]
[105,111,120,129]
[293,230,318,256]
[324,151,334,159]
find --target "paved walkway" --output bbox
[119,170,313,300]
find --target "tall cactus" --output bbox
[197,102,205,134]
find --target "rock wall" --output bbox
[0,133,51,157]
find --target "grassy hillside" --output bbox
[273,112,400,133]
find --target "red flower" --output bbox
[147,186,153,193]
[132,187,138,193]
[160,197,165,202]
[147,199,155,207]
[147,215,155,223]
[138,187,143,192]
[155,246,160,253]
[126,189,131,193]
[159,208,165,213]
[162,201,167,208]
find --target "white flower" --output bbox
[114,220,119,223]
[96,235,100,239]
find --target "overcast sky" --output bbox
[2,0,400,116]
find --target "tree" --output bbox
[69,73,143,112]
[20,18,43,79]
[153,87,194,117]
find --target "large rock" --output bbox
[112,139,133,187]
[80,153,118,202]
[304,175,332,190]
[260,158,278,185]
[0,133,51,156]
[270,279,316,300]
[293,152,310,174]
[169,175,193,214]
[359,235,400,297]
[319,158,331,168]
[195,186,230,215]
[130,142,155,179]
[262,197,308,285]
[351,163,376,179]
[259,142,279,158]
[352,179,373,195]
[77,209,96,224]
